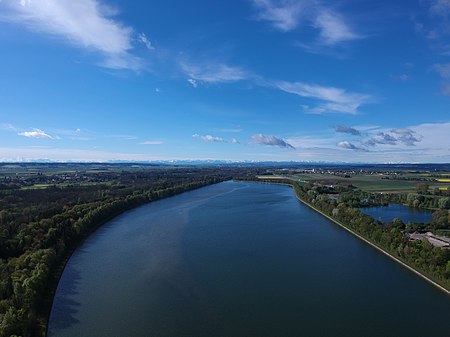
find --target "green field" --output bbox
[288,173,450,193]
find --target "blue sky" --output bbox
[0,0,449,163]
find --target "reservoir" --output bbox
[359,203,433,224]
[48,181,450,337]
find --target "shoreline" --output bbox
[257,178,450,296]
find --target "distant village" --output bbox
[0,170,121,188]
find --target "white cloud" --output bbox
[231,138,240,144]
[372,121,450,162]
[0,123,19,131]
[187,78,198,88]
[289,122,436,158]
[284,121,450,162]
[181,61,248,84]
[429,0,450,17]
[250,0,360,45]
[1,0,140,70]
[434,63,450,79]
[364,132,397,146]
[391,128,422,146]
[3,124,89,140]
[410,121,450,148]
[18,128,53,139]
[138,32,154,50]
[139,140,163,145]
[336,140,368,152]
[192,134,226,143]
[276,81,372,114]
[251,0,305,31]
[250,134,295,149]
[335,125,361,136]
[363,129,422,147]
[314,10,360,45]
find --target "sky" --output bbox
[0,0,449,163]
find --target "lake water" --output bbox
[48,181,450,337]
[359,203,433,224]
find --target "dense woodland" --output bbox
[0,165,260,337]
[338,183,450,211]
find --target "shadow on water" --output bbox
[47,263,82,334]
[48,223,118,335]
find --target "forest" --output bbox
[0,164,261,337]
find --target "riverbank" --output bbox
[257,177,450,296]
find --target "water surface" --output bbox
[48,181,450,337]
[359,203,432,224]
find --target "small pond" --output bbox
[359,204,433,224]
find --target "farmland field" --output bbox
[285,172,450,193]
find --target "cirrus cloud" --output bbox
[250,0,306,32]
[181,61,248,85]
[0,0,142,70]
[138,32,154,50]
[276,81,372,114]
[250,0,361,46]
[314,9,360,45]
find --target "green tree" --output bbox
[416,183,429,194]
[438,197,450,209]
